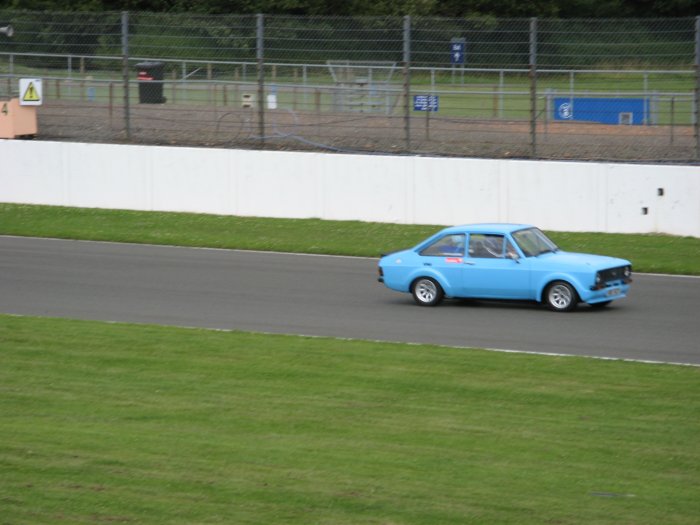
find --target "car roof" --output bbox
[440,223,534,235]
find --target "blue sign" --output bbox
[450,42,465,64]
[554,97,648,125]
[413,95,439,112]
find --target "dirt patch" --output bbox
[36,99,697,163]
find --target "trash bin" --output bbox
[136,61,166,104]
[0,99,38,139]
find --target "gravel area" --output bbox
[34,99,697,163]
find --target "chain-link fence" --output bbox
[1,11,698,163]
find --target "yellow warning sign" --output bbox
[22,82,40,102]
[19,78,43,106]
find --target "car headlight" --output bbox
[591,272,604,290]
[623,265,633,283]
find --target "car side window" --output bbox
[469,234,506,258]
[420,234,466,256]
[505,239,519,258]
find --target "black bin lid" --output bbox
[135,61,164,68]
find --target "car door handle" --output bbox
[424,263,432,266]
[463,260,475,265]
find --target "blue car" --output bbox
[377,224,632,312]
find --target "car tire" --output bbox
[411,277,444,307]
[544,281,579,312]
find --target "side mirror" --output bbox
[506,252,520,263]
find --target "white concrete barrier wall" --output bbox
[2,140,699,237]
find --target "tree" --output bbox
[0,0,697,16]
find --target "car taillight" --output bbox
[377,265,385,283]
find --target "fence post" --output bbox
[694,16,699,159]
[529,17,538,158]
[121,11,130,140]
[670,95,675,145]
[257,13,265,147]
[109,82,113,124]
[499,69,504,118]
[303,64,308,106]
[403,15,411,152]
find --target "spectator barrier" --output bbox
[1,140,698,237]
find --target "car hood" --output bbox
[539,251,629,270]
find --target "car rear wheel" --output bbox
[412,277,444,307]
[544,281,579,312]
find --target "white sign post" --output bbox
[19,78,43,106]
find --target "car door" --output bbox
[461,233,532,299]
[417,233,467,295]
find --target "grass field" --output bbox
[1,315,699,524]
[2,203,699,523]
[1,203,699,275]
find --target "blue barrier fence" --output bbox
[553,97,653,125]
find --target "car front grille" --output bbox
[599,265,630,283]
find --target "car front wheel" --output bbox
[411,277,444,307]
[544,281,579,312]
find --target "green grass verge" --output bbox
[2,203,700,275]
[1,315,699,524]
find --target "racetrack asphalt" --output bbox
[2,235,699,365]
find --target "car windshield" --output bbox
[511,227,559,257]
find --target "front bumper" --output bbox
[582,282,631,304]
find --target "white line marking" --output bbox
[0,235,378,260]
[4,313,698,367]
